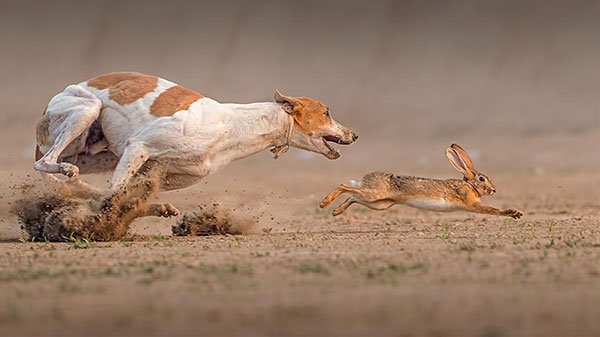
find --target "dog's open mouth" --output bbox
[322,135,351,156]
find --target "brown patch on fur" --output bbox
[276,93,333,135]
[87,72,158,105]
[149,85,203,117]
[289,97,331,135]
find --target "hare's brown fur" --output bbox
[320,144,523,219]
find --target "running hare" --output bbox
[320,144,523,219]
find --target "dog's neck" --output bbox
[222,102,292,145]
[210,102,293,164]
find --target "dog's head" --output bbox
[274,90,357,159]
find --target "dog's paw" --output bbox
[157,203,179,217]
[60,163,79,178]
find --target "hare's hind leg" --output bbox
[333,197,395,216]
[320,184,362,208]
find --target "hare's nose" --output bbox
[492,189,496,194]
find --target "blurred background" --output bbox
[0,0,597,206]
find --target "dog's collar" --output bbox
[271,114,294,159]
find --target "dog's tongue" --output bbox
[323,135,340,143]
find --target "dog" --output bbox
[35,72,358,217]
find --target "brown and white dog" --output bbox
[35,72,357,216]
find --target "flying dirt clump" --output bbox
[172,204,258,236]
[11,168,163,242]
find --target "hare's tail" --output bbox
[349,179,362,188]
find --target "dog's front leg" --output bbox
[110,142,149,189]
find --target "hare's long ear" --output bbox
[450,144,474,171]
[446,147,474,179]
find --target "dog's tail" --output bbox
[35,145,42,161]
[35,109,51,161]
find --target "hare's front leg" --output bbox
[332,197,358,215]
[470,202,523,219]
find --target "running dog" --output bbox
[35,72,358,216]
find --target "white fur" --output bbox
[405,198,459,212]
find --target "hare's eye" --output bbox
[324,110,330,116]
[478,176,485,182]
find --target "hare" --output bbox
[320,144,523,219]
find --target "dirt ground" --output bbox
[0,167,598,336]
[0,0,599,336]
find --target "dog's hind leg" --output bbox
[34,85,102,178]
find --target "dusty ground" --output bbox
[0,0,598,336]
[0,166,598,337]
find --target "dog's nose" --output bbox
[492,189,496,194]
[352,133,358,141]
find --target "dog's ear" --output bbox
[274,90,299,114]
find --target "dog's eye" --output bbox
[478,176,485,182]
[324,110,330,116]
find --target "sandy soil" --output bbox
[0,166,598,336]
[0,218,598,336]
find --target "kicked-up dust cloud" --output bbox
[11,167,259,241]
[172,203,258,236]
[12,168,164,241]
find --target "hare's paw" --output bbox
[505,208,523,219]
